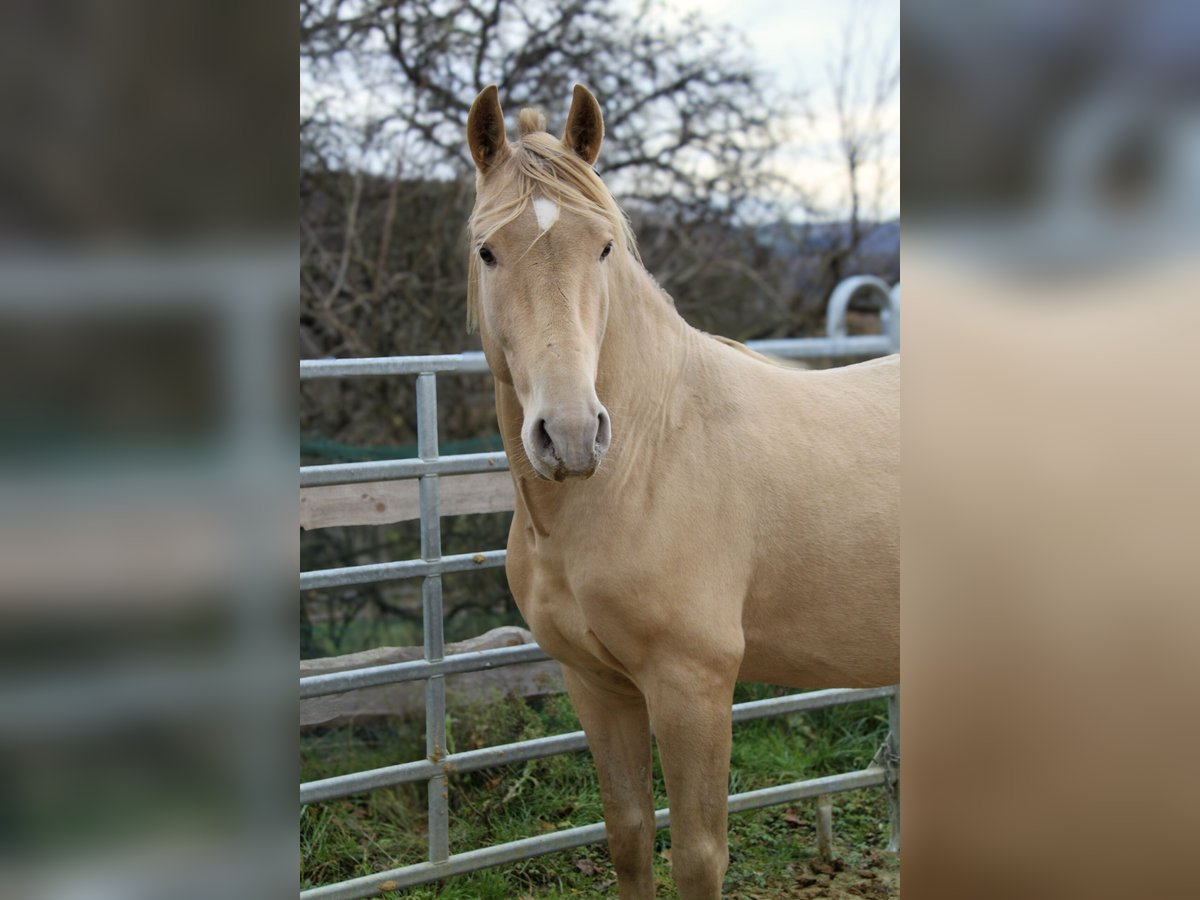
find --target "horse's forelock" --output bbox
[518,108,547,135]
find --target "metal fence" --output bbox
[299,277,901,899]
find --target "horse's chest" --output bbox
[505,539,628,679]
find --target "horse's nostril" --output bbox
[595,410,611,453]
[533,418,555,457]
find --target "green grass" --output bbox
[301,682,894,897]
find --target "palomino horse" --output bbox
[466,84,899,899]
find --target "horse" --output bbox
[465,84,899,899]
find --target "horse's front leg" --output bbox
[563,666,656,900]
[642,646,742,900]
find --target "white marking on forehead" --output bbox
[532,196,559,232]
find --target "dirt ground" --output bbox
[728,851,899,899]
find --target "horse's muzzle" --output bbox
[525,405,611,480]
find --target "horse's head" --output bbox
[466,84,628,481]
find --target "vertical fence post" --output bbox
[886,688,900,853]
[886,283,901,351]
[417,372,449,863]
[815,794,834,861]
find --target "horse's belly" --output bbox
[738,572,900,689]
[737,630,898,689]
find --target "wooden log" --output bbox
[300,626,563,729]
[300,471,515,530]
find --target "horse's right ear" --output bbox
[561,84,604,165]
[467,85,510,174]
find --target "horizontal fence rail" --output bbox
[299,333,894,383]
[300,686,896,804]
[300,287,900,899]
[300,451,508,489]
[300,352,492,379]
[300,549,506,592]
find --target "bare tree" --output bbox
[301,0,781,215]
[816,0,899,290]
[695,0,900,342]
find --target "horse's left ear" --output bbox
[561,84,604,165]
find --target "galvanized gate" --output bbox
[300,278,901,899]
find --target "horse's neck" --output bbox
[596,264,698,418]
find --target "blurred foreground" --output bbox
[904,1,1200,898]
[0,3,297,898]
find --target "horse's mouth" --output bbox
[531,459,596,482]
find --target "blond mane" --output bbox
[709,334,809,369]
[466,110,640,331]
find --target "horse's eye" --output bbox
[599,241,614,260]
[478,245,497,266]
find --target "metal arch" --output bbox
[825,275,900,350]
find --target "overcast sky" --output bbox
[656,0,900,218]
